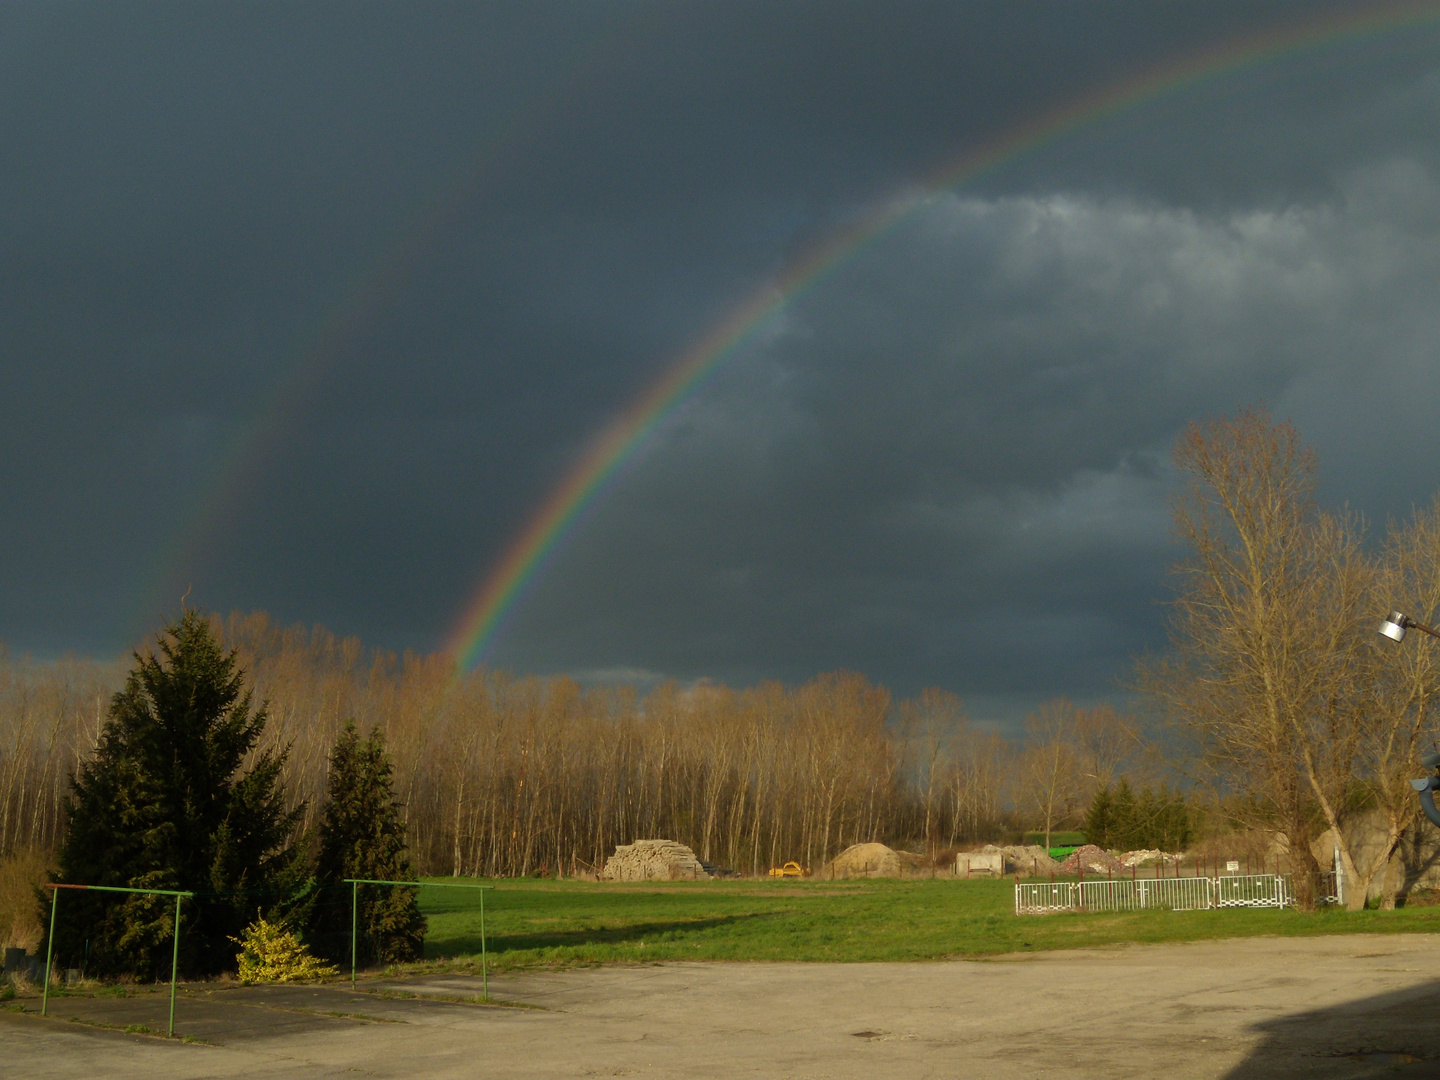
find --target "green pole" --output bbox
[169,893,182,1037]
[41,887,58,1016]
[340,878,491,995]
[351,879,358,991]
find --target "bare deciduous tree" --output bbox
[1021,699,1080,850]
[1072,704,1139,799]
[1356,500,1440,906]
[899,688,966,858]
[1138,409,1374,907]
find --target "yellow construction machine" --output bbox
[768,860,808,877]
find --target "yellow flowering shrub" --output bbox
[232,915,338,984]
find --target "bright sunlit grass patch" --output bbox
[404,876,1440,975]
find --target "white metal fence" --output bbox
[1214,873,1290,909]
[1015,873,1294,915]
[1014,881,1079,914]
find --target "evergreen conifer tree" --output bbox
[1134,786,1159,849]
[308,722,425,966]
[1155,785,1194,850]
[1087,778,1193,852]
[50,611,302,977]
[1110,778,1138,850]
[1085,786,1115,849]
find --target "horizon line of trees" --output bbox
[1,613,1159,888]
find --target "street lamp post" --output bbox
[1377,610,1440,828]
[1379,610,1440,643]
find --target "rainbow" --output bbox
[446,0,1440,670]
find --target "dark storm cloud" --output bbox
[3,2,1439,726]
[504,162,1440,710]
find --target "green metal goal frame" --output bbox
[342,879,493,997]
[41,883,194,1036]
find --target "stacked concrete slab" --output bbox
[601,840,710,881]
[955,851,1004,876]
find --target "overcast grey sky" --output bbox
[5,1,1440,725]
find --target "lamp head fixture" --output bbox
[1381,609,1440,828]
[1380,610,1411,642]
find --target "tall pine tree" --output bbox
[307,722,425,966]
[1085,786,1115,849]
[1110,778,1139,850]
[51,611,302,977]
[1084,779,1194,852]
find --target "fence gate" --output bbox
[1213,873,1289,909]
[1014,881,1079,914]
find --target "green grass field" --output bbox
[406,876,1440,974]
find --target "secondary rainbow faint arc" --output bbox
[128,23,636,643]
[447,0,1440,670]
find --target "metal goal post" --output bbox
[40,883,194,1036]
[343,878,494,997]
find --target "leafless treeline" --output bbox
[0,651,115,854]
[0,613,1136,875]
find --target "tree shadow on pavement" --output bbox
[1222,977,1440,1079]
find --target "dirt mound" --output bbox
[1057,844,1124,874]
[823,843,904,879]
[601,840,709,881]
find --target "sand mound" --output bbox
[823,843,904,879]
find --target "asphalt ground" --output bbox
[6,935,1440,1078]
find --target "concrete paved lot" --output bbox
[6,935,1440,1078]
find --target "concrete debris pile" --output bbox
[1057,844,1124,874]
[601,840,710,881]
[1119,849,1181,868]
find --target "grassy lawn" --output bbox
[407,876,1440,974]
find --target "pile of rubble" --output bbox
[600,840,710,882]
[1119,849,1181,868]
[1056,844,1124,874]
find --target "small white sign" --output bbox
[1226,860,1240,873]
